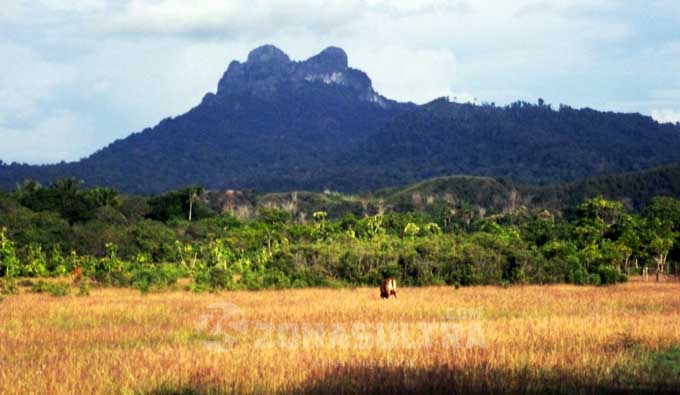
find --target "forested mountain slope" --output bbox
[1,45,679,194]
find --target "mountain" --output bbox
[1,45,680,194]
[0,45,412,193]
[365,98,680,186]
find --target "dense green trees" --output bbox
[0,181,678,292]
[147,186,211,223]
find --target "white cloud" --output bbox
[0,110,99,163]
[449,91,478,104]
[1,0,680,164]
[651,109,680,124]
[350,46,458,103]
[0,40,74,126]
[105,0,362,37]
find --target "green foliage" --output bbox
[132,261,182,293]
[31,280,71,297]
[365,214,385,240]
[1,180,679,291]
[0,227,19,278]
[147,186,213,223]
[91,242,131,286]
[263,269,291,289]
[77,278,90,296]
[567,262,588,285]
[86,187,121,208]
[48,245,67,276]
[403,222,420,240]
[51,282,71,297]
[423,223,441,235]
[258,208,292,225]
[0,278,18,295]
[588,273,602,286]
[594,265,620,285]
[21,244,48,277]
[645,197,680,232]
[15,178,100,223]
[312,211,328,241]
[645,347,680,385]
[127,219,177,261]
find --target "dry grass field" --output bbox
[1,279,680,394]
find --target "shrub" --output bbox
[108,270,132,287]
[21,244,49,277]
[338,251,368,284]
[131,263,182,293]
[187,267,210,293]
[92,245,131,287]
[264,270,291,289]
[208,267,233,290]
[645,347,680,384]
[567,264,588,285]
[297,264,331,287]
[48,245,67,276]
[48,282,71,297]
[595,265,620,285]
[291,279,309,288]
[0,278,18,295]
[588,273,602,286]
[0,227,19,278]
[78,278,90,296]
[18,279,34,287]
[375,262,401,282]
[31,280,71,297]
[30,280,49,293]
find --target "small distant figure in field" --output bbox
[380,277,397,299]
[72,267,83,287]
[642,267,649,282]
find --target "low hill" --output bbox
[203,163,680,220]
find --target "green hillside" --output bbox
[242,163,680,220]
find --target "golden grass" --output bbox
[1,279,679,394]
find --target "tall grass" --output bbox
[0,279,679,394]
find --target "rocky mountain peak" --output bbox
[215,45,389,107]
[305,46,348,71]
[246,45,291,64]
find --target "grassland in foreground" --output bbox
[1,279,680,394]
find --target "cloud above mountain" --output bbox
[1,0,679,163]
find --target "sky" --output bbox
[1,0,679,164]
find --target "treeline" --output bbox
[1,179,679,294]
[208,164,680,224]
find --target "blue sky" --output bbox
[1,0,679,164]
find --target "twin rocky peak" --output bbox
[207,45,390,107]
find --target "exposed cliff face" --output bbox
[215,45,391,107]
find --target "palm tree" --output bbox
[52,178,81,195]
[187,187,203,221]
[12,179,42,201]
[88,187,121,207]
